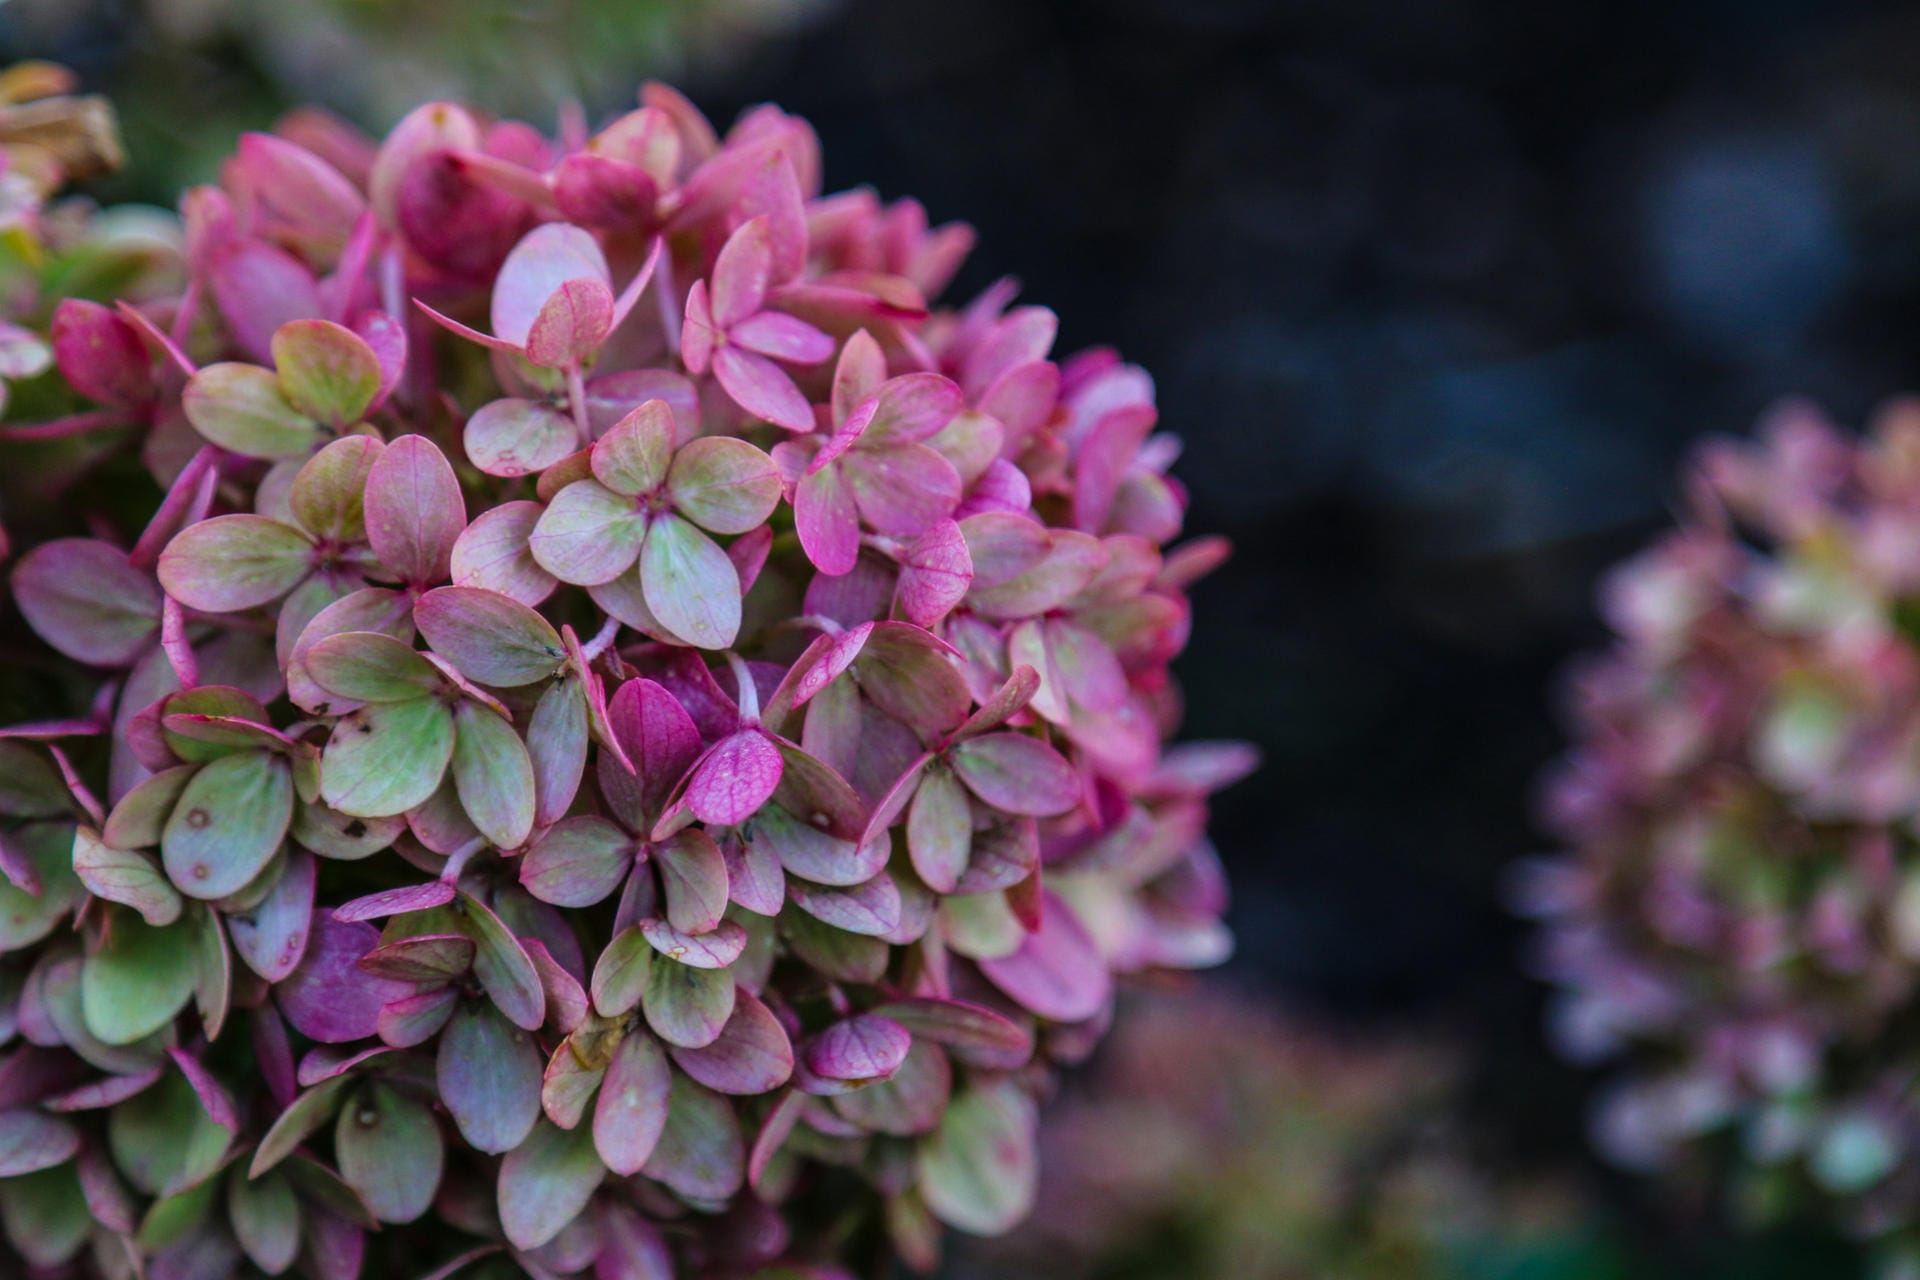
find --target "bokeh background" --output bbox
[12,0,1920,1274]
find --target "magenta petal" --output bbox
[802,1013,911,1086]
[685,730,783,827]
[593,1030,672,1176]
[710,216,774,328]
[894,519,973,628]
[794,463,860,576]
[640,916,747,970]
[976,891,1111,1023]
[728,311,834,364]
[604,678,703,830]
[331,879,456,923]
[713,346,814,433]
[52,299,153,408]
[667,990,793,1095]
[277,912,412,1043]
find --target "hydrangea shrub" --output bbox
[1525,399,1920,1265]
[0,76,1251,1279]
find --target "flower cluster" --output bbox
[0,78,1250,1279]
[1525,398,1920,1257]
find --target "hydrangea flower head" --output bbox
[0,74,1252,1279]
[1527,397,1920,1263]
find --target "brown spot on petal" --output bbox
[192,864,208,881]
[185,808,211,829]
[343,820,367,839]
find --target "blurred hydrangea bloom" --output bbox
[0,73,1251,1279]
[1526,397,1920,1262]
[965,991,1583,1280]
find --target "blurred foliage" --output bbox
[0,0,831,200]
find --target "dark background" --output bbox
[14,0,1920,1270]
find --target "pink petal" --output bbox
[977,891,1111,1023]
[712,346,815,433]
[524,277,615,369]
[680,279,718,376]
[729,311,834,364]
[844,444,962,538]
[668,991,793,1095]
[794,463,860,576]
[710,216,773,328]
[491,223,612,348]
[364,434,465,587]
[863,373,963,447]
[685,730,783,827]
[831,329,888,425]
[210,240,323,363]
[948,732,1079,817]
[893,519,973,627]
[593,1031,672,1176]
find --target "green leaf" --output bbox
[334,1082,444,1224]
[0,1164,92,1267]
[81,909,198,1045]
[161,750,294,900]
[639,511,740,650]
[590,925,652,1017]
[642,957,736,1050]
[452,701,537,849]
[108,1071,231,1197]
[289,434,382,542]
[306,630,444,703]
[157,514,314,613]
[319,696,455,818]
[74,827,183,926]
[528,479,645,586]
[272,318,380,427]
[498,1118,605,1251]
[226,1165,302,1274]
[665,435,782,534]
[183,362,320,459]
[250,1076,351,1177]
[0,822,82,949]
[0,742,68,818]
[414,586,564,687]
[458,890,546,1030]
[589,399,674,496]
[0,1110,80,1177]
[915,1081,1037,1235]
[437,1001,542,1155]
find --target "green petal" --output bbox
[272,319,380,428]
[497,1118,605,1251]
[639,512,740,651]
[305,630,444,703]
[82,909,198,1045]
[157,514,314,613]
[916,1080,1038,1235]
[161,750,294,900]
[451,701,537,850]
[334,1082,444,1224]
[319,696,455,818]
[182,362,320,459]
